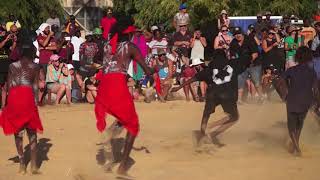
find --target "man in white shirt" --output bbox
[71,30,85,71]
[148,29,168,56]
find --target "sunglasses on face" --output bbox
[221,29,228,32]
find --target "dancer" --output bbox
[171,49,250,147]
[94,17,154,176]
[281,46,316,156]
[0,40,43,174]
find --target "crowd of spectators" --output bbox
[1,4,320,107]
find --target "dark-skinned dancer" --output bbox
[172,49,250,147]
[0,39,43,174]
[94,18,154,176]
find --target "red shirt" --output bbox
[100,17,117,40]
[37,35,56,64]
[314,15,320,22]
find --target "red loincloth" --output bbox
[0,86,43,135]
[95,73,139,136]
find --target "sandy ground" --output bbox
[1,98,320,180]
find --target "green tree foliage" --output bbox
[0,0,64,30]
[113,0,318,31]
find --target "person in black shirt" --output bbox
[281,46,316,156]
[171,49,250,147]
[230,27,264,103]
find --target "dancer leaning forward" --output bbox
[94,17,155,177]
[172,49,251,147]
[0,38,43,174]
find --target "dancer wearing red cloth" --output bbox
[95,18,154,176]
[0,41,42,174]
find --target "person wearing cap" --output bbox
[264,11,273,29]
[0,38,43,174]
[65,15,80,37]
[45,54,68,104]
[218,10,230,29]
[151,48,173,102]
[230,27,264,104]
[5,14,21,32]
[284,25,302,69]
[79,31,99,78]
[100,7,117,40]
[171,49,251,147]
[173,3,190,32]
[173,18,192,61]
[93,27,104,65]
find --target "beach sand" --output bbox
[0,99,320,180]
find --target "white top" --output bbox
[71,36,85,61]
[148,39,168,55]
[191,40,204,60]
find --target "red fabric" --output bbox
[154,74,162,96]
[314,15,320,22]
[0,86,43,135]
[100,17,117,40]
[95,73,139,136]
[110,33,118,55]
[183,66,196,78]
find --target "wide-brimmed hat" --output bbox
[190,58,204,66]
[287,26,296,33]
[122,25,136,34]
[221,10,227,15]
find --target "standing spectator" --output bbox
[262,29,281,70]
[173,3,190,32]
[6,13,21,32]
[57,32,74,64]
[65,15,80,37]
[264,11,273,29]
[173,19,192,62]
[311,22,320,55]
[285,26,302,69]
[230,27,263,104]
[46,55,67,105]
[0,25,17,107]
[100,7,117,40]
[36,23,57,71]
[71,30,85,71]
[300,19,316,47]
[254,13,265,38]
[280,15,291,35]
[93,28,104,65]
[218,10,230,29]
[314,10,320,22]
[190,58,207,101]
[131,28,148,82]
[214,25,232,58]
[79,32,99,81]
[191,28,207,61]
[46,11,61,28]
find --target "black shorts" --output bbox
[73,61,80,71]
[203,88,238,117]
